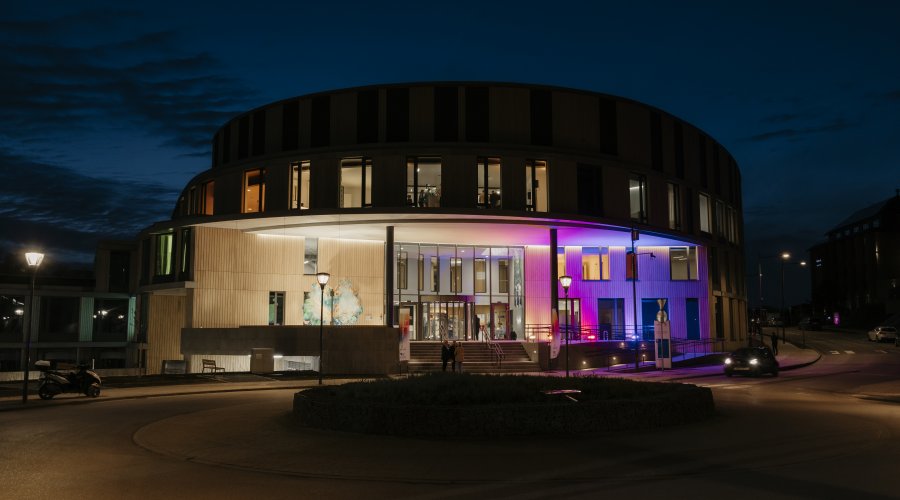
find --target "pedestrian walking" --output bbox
[455,342,465,372]
[441,339,451,371]
[473,315,481,341]
[771,331,779,355]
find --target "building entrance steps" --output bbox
[408,342,541,373]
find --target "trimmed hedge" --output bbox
[293,374,714,437]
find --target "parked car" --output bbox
[724,346,779,377]
[867,326,897,342]
[798,318,822,331]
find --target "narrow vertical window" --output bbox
[179,228,192,281]
[202,180,215,215]
[430,256,440,292]
[450,257,462,293]
[556,247,566,280]
[668,183,681,230]
[304,238,318,275]
[417,254,424,291]
[477,157,502,208]
[715,200,725,237]
[397,251,408,290]
[699,193,711,234]
[154,232,174,276]
[407,157,442,207]
[340,157,372,208]
[268,292,285,326]
[525,160,548,212]
[290,161,311,210]
[474,258,487,293]
[243,169,266,213]
[498,259,510,293]
[629,174,647,222]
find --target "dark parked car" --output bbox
[798,318,822,331]
[724,346,779,377]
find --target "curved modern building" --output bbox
[137,83,746,373]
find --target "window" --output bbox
[530,89,552,146]
[340,157,372,208]
[556,247,566,280]
[465,86,489,142]
[304,238,318,275]
[557,298,580,337]
[290,161,310,209]
[430,256,440,292]
[598,97,618,155]
[397,251,408,290]
[668,183,681,230]
[699,193,711,234]
[670,247,698,280]
[108,251,130,293]
[243,169,266,213]
[498,259,510,293]
[39,297,80,342]
[450,257,462,293]
[525,160,548,212]
[202,181,214,215]
[650,112,662,171]
[154,232,173,276]
[178,228,192,281]
[407,157,441,207]
[477,157,502,208]
[269,292,285,326]
[0,295,25,338]
[582,247,610,281]
[386,87,409,142]
[598,298,625,339]
[434,86,458,141]
[629,174,647,222]
[577,163,603,216]
[92,298,129,342]
[417,254,424,291]
[357,89,378,144]
[474,258,487,293]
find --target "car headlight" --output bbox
[749,359,759,365]
[724,358,732,365]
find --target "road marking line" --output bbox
[844,350,855,354]
[875,350,886,354]
[830,350,840,355]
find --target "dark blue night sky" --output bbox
[2,1,898,307]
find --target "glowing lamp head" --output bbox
[316,272,330,288]
[559,275,573,291]
[781,252,790,260]
[25,252,44,267]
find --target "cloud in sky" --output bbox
[0,11,254,156]
[0,149,177,262]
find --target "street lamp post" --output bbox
[629,229,654,371]
[22,251,44,404]
[316,272,330,385]
[559,275,572,378]
[779,253,807,347]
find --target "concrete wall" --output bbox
[181,325,399,375]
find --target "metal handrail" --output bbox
[487,340,505,368]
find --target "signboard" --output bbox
[398,313,410,362]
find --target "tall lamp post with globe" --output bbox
[22,251,44,404]
[559,275,573,378]
[316,272,330,385]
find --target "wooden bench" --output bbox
[201,359,225,374]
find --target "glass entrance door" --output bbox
[491,302,509,340]
[421,299,470,341]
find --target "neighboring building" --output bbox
[0,241,140,377]
[810,191,900,327]
[136,82,747,374]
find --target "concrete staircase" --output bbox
[408,342,541,373]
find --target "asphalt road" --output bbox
[1,330,898,499]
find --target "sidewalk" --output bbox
[0,343,822,412]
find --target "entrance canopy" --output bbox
[199,212,694,247]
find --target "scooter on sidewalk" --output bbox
[35,360,102,399]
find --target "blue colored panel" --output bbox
[685,298,700,340]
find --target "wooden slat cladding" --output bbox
[191,227,385,328]
[146,294,185,374]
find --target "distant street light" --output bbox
[316,272,330,385]
[780,253,807,347]
[559,275,573,378]
[22,251,44,404]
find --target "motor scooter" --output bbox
[35,360,102,399]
